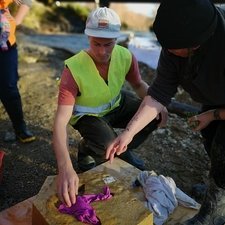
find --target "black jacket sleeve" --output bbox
[148,49,179,106]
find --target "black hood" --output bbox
[153,0,218,49]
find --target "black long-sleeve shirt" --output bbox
[148,7,225,107]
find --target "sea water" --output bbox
[126,31,161,70]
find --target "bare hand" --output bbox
[188,110,214,131]
[157,106,168,127]
[106,131,133,163]
[56,166,79,207]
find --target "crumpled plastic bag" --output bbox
[58,186,112,225]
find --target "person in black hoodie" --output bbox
[106,0,225,224]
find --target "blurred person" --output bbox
[0,0,35,143]
[106,0,225,224]
[52,7,165,207]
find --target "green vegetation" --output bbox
[16,1,153,33]
[22,1,91,33]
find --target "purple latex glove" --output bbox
[58,186,112,225]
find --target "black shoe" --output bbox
[119,151,145,170]
[181,179,225,225]
[78,155,96,172]
[15,128,36,143]
[77,140,97,172]
[192,183,207,203]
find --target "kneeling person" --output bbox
[52,7,161,207]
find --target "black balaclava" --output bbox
[153,0,218,49]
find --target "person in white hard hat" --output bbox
[52,7,166,207]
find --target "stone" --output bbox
[32,158,153,225]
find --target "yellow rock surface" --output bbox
[32,158,153,225]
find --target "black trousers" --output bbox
[0,45,25,132]
[73,90,159,164]
[201,105,225,188]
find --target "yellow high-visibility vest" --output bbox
[65,45,132,125]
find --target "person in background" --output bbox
[106,0,225,224]
[0,0,35,143]
[53,7,166,207]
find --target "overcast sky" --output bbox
[126,3,159,17]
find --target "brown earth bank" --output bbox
[0,31,210,220]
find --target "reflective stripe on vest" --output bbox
[73,94,121,116]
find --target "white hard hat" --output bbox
[85,7,121,38]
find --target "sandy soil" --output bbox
[0,32,210,215]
